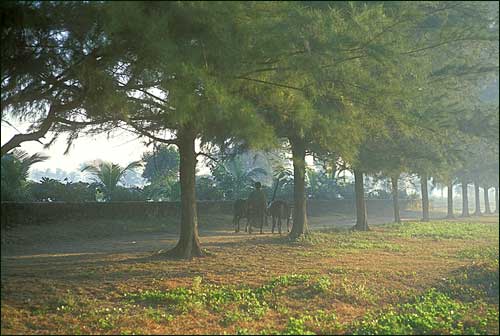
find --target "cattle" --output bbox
[246,199,266,234]
[233,199,248,233]
[267,200,292,234]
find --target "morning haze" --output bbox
[1,1,498,335]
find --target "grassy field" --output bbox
[1,215,498,335]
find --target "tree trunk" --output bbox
[163,126,202,259]
[271,178,280,203]
[289,137,308,239]
[474,179,481,216]
[391,175,401,223]
[420,173,430,222]
[446,181,454,218]
[461,179,470,217]
[495,186,499,214]
[353,169,369,230]
[483,186,491,214]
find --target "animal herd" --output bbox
[233,199,292,234]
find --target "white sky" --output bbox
[0,121,265,177]
[1,122,149,172]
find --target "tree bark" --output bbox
[289,137,308,239]
[474,179,481,216]
[483,186,491,214]
[420,173,430,222]
[1,107,57,156]
[1,100,83,157]
[461,179,470,217]
[391,175,401,223]
[446,181,454,218]
[163,126,202,259]
[353,169,369,230]
[495,186,499,214]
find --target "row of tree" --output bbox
[2,2,498,258]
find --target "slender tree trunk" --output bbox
[420,173,430,222]
[474,179,481,216]
[391,175,401,223]
[447,181,454,218]
[483,186,491,214]
[164,126,202,259]
[495,186,499,214]
[353,169,369,230]
[289,137,308,239]
[461,179,470,217]
[271,178,280,203]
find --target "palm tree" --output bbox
[222,152,272,199]
[1,149,48,201]
[81,160,142,201]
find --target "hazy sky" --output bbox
[1,121,149,172]
[0,120,241,177]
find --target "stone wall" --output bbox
[1,199,418,228]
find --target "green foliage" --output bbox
[381,220,498,240]
[81,160,142,201]
[110,186,146,202]
[282,316,316,335]
[210,151,273,200]
[298,230,404,253]
[29,178,96,202]
[1,150,47,201]
[142,180,180,202]
[310,276,332,294]
[351,289,498,335]
[306,167,355,200]
[141,145,179,183]
[122,273,316,323]
[268,274,311,287]
[195,175,224,201]
[438,262,499,304]
[456,246,499,263]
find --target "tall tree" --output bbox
[82,2,277,258]
[473,179,482,216]
[461,179,471,217]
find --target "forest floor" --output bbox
[1,213,498,335]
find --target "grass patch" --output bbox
[122,274,314,323]
[298,230,405,253]
[438,262,499,304]
[456,246,499,262]
[350,288,498,335]
[380,220,498,240]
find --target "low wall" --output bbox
[307,199,419,217]
[1,199,418,228]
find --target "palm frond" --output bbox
[122,160,143,172]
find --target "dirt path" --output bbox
[1,210,442,260]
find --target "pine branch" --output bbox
[235,76,305,92]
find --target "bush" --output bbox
[30,178,96,202]
[111,186,147,201]
[1,154,33,201]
